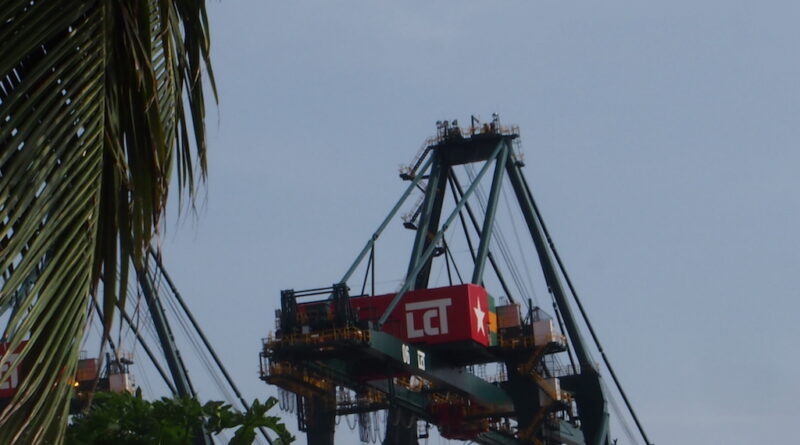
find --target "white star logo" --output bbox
[474,299,486,335]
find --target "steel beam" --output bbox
[151,250,275,445]
[475,431,524,445]
[339,156,434,287]
[117,304,177,395]
[504,157,592,369]
[471,141,509,284]
[303,394,336,445]
[138,269,194,398]
[504,155,609,445]
[137,265,212,445]
[365,330,513,411]
[516,173,653,445]
[450,173,515,301]
[378,141,505,328]
[384,406,419,445]
[405,154,449,290]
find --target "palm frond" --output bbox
[0,1,215,443]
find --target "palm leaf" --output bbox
[0,1,215,443]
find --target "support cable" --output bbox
[443,238,465,285]
[371,245,376,296]
[460,165,528,300]
[405,156,449,290]
[153,269,236,405]
[150,248,275,445]
[90,297,118,357]
[603,380,639,445]
[114,300,178,395]
[360,248,374,296]
[151,270,227,398]
[339,156,434,287]
[442,238,453,286]
[379,141,503,327]
[551,300,577,375]
[470,143,509,284]
[152,266,264,444]
[137,263,198,399]
[87,299,115,400]
[450,173,515,302]
[518,172,653,445]
[448,173,478,263]
[118,281,144,355]
[467,163,536,305]
[501,183,540,306]
[123,277,161,350]
[89,294,178,405]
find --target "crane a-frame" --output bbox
[260,117,651,445]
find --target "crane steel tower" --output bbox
[260,117,650,445]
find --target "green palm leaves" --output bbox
[0,1,215,443]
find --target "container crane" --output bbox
[261,117,652,445]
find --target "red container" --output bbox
[496,303,522,329]
[349,284,492,347]
[76,358,99,382]
[0,341,27,399]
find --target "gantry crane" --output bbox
[260,117,652,445]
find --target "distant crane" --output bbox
[1,246,279,445]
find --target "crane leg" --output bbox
[302,394,336,445]
[384,406,419,445]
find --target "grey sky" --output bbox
[150,2,800,444]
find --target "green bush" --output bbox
[65,391,294,445]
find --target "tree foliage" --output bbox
[64,392,294,445]
[0,1,215,443]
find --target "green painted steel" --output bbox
[546,420,586,445]
[487,293,498,346]
[405,156,448,290]
[138,269,213,445]
[377,140,505,328]
[293,330,512,414]
[272,123,631,445]
[504,159,594,370]
[517,172,653,445]
[476,431,524,445]
[450,173,516,301]
[338,155,434,287]
[505,155,610,445]
[471,141,510,284]
[138,271,195,399]
[367,330,513,411]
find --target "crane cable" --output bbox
[463,164,530,300]
[448,172,515,301]
[150,267,237,404]
[148,248,276,445]
[603,379,639,445]
[519,173,654,445]
[149,268,264,444]
[151,271,270,445]
[91,277,179,395]
[463,164,537,305]
[501,182,540,307]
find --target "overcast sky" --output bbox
[145,2,800,444]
